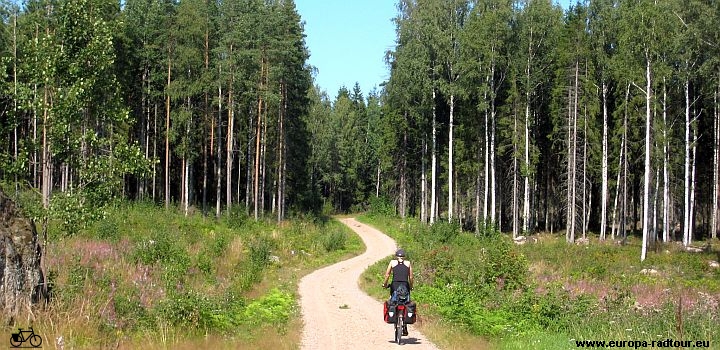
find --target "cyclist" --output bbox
[382,248,414,335]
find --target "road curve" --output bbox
[298,217,440,350]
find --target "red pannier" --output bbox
[383,300,398,323]
[404,301,417,324]
[384,300,417,324]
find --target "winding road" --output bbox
[298,217,441,349]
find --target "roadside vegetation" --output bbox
[5,202,362,349]
[359,214,720,350]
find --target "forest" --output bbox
[1,0,720,262]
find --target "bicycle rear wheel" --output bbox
[395,316,404,344]
[10,336,22,348]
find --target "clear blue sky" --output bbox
[295,0,574,101]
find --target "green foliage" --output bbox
[158,291,226,330]
[59,263,90,302]
[131,229,191,285]
[94,215,120,242]
[113,289,152,331]
[321,230,347,252]
[363,215,720,348]
[423,220,461,244]
[248,236,273,266]
[242,288,294,326]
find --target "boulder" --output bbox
[575,237,590,245]
[0,190,46,322]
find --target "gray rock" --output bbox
[1,190,46,322]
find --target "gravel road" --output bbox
[298,217,441,350]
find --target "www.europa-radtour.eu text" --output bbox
[575,339,711,348]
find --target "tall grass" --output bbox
[4,203,362,349]
[358,215,720,350]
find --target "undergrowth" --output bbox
[5,202,362,349]
[358,215,720,350]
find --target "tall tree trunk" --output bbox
[165,54,171,209]
[33,84,38,189]
[652,168,659,246]
[641,57,652,261]
[400,125,408,218]
[583,93,588,239]
[523,95,531,235]
[153,104,157,201]
[513,109,519,238]
[483,87,490,225]
[12,11,18,196]
[490,80,497,227]
[683,79,691,246]
[277,82,286,222]
[601,82,609,240]
[430,86,437,224]
[226,85,234,215]
[689,127,697,245]
[260,95,268,218]
[611,136,624,241]
[202,25,210,214]
[420,137,426,222]
[713,78,720,240]
[448,94,455,222]
[663,82,670,242]
[216,69,222,218]
[254,56,266,221]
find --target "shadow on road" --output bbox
[386,337,423,345]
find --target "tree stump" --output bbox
[0,190,45,323]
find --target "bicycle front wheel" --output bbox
[29,335,42,347]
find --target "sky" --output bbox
[294,0,398,100]
[295,0,574,101]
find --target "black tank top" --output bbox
[392,261,410,283]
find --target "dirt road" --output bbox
[298,217,440,350]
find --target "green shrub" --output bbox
[157,291,221,330]
[249,236,273,266]
[242,288,294,326]
[196,253,213,275]
[94,216,120,241]
[113,290,152,331]
[424,220,461,244]
[222,205,250,230]
[368,196,395,217]
[131,229,190,285]
[322,230,347,252]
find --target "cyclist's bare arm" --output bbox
[382,262,392,287]
[409,263,414,289]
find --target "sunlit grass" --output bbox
[358,215,720,350]
[4,203,363,349]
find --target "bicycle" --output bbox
[10,327,42,348]
[383,284,415,345]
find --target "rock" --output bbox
[0,189,46,322]
[640,268,659,275]
[513,236,527,245]
[685,246,704,253]
[709,261,719,269]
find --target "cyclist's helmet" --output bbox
[395,249,406,258]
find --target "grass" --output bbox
[3,201,364,349]
[357,215,720,350]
